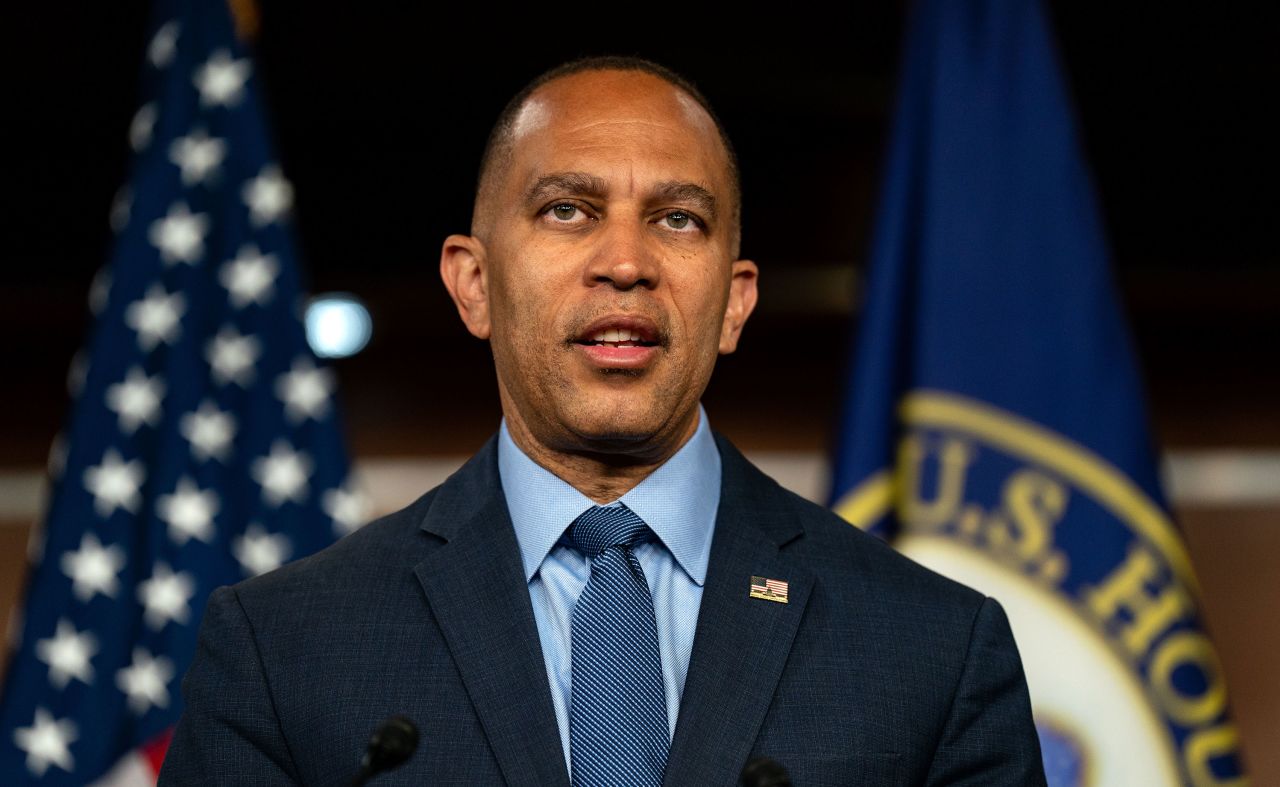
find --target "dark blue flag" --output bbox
[828,0,1245,784]
[0,2,366,783]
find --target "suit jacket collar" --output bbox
[662,433,814,785]
[412,435,569,787]
[413,431,812,786]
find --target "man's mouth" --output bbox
[576,327,660,349]
[571,318,662,370]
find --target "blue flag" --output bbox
[0,2,365,783]
[828,1,1245,784]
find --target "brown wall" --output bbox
[1181,506,1280,781]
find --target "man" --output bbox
[161,57,1047,785]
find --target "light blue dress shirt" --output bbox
[497,404,721,774]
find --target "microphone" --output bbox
[350,715,419,786]
[740,756,792,787]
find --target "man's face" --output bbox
[444,69,757,458]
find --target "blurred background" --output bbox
[2,1,1276,784]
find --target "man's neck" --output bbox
[500,408,701,504]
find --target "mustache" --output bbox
[563,304,671,347]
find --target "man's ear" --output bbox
[440,234,492,340]
[719,259,759,354]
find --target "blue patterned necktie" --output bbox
[567,503,669,787]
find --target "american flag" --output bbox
[749,576,789,603]
[0,1,367,783]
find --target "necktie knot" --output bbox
[569,503,650,558]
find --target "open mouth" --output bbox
[575,327,660,349]
[571,318,663,370]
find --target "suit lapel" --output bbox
[664,434,815,787]
[411,437,568,787]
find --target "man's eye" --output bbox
[550,204,580,221]
[662,211,696,230]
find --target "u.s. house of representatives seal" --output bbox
[836,390,1244,787]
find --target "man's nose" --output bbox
[583,218,660,290]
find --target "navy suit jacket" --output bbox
[160,433,1046,786]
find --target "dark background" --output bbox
[4,2,1277,463]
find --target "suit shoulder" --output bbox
[772,481,986,613]
[231,485,441,604]
[713,431,984,613]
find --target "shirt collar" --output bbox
[498,404,721,587]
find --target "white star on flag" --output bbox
[148,201,210,265]
[252,440,313,506]
[83,448,145,517]
[194,48,251,107]
[66,351,88,398]
[242,165,294,226]
[169,128,227,186]
[104,366,165,434]
[137,563,195,631]
[47,433,68,481]
[156,477,220,546]
[206,325,261,387]
[179,399,237,462]
[233,524,293,577]
[60,533,126,602]
[220,244,279,307]
[148,20,180,68]
[88,268,111,315]
[110,186,131,233]
[124,284,187,351]
[129,102,157,153]
[276,357,333,423]
[35,619,98,690]
[13,707,77,777]
[323,480,372,536]
[116,648,175,715]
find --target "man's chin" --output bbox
[566,418,661,450]
[556,403,682,456]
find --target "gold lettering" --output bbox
[992,469,1067,561]
[989,469,1070,584]
[898,433,974,530]
[1183,723,1245,787]
[1084,545,1189,657]
[1150,631,1226,726]
[955,504,984,538]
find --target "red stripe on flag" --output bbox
[141,727,174,777]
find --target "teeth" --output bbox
[587,327,646,343]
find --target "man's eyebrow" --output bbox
[652,181,718,222]
[523,172,609,206]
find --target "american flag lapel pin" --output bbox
[749,575,789,604]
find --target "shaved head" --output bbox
[472,56,742,256]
